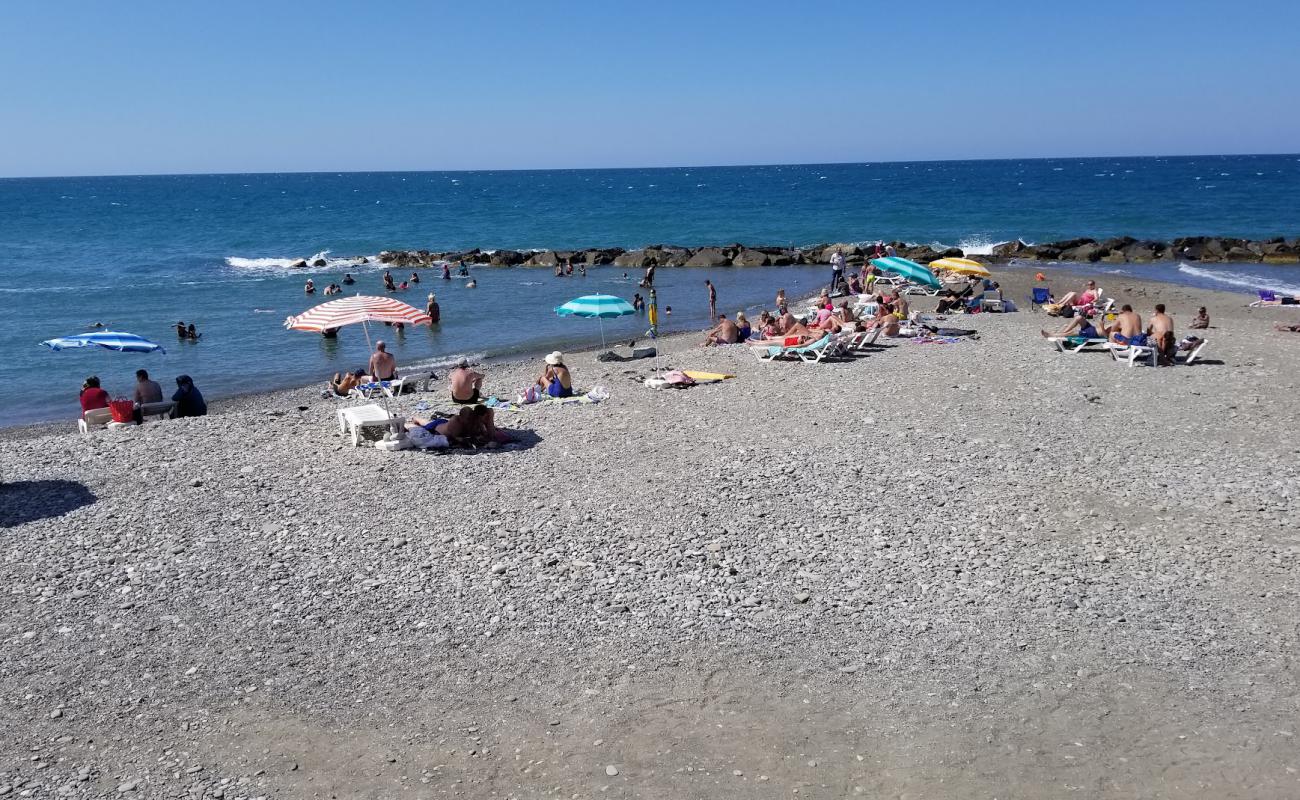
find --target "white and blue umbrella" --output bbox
[41,331,166,354]
[555,294,636,347]
[870,256,942,290]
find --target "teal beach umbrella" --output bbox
[555,294,636,347]
[870,257,942,290]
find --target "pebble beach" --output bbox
[1,269,1298,798]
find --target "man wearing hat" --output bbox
[448,357,484,404]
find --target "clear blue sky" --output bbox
[2,0,1297,176]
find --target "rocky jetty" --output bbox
[369,235,1299,270]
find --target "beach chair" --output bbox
[1176,337,1209,364]
[1105,342,1157,367]
[752,335,804,361]
[1250,290,1278,306]
[337,403,402,446]
[1048,336,1109,353]
[78,407,113,434]
[382,376,413,398]
[1030,287,1051,312]
[796,333,839,363]
[138,401,175,421]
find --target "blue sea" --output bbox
[2,154,1299,427]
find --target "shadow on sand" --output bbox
[0,479,98,528]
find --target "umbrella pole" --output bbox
[598,317,606,349]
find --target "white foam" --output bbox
[225,250,381,273]
[1177,262,1300,295]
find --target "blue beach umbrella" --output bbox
[555,294,636,347]
[41,331,166,354]
[870,256,942,290]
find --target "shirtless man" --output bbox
[703,314,739,346]
[367,341,397,381]
[1106,304,1144,345]
[1146,303,1176,364]
[449,357,484,403]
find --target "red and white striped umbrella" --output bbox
[284,295,431,333]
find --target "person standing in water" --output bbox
[426,293,441,324]
[442,262,452,280]
[705,279,717,321]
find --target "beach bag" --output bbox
[518,386,542,405]
[109,398,134,424]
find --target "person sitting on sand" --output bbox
[1189,306,1210,329]
[367,341,397,382]
[329,369,362,397]
[1107,304,1145,345]
[171,375,207,418]
[1147,303,1176,365]
[449,357,485,404]
[79,376,110,413]
[342,273,355,285]
[735,312,752,341]
[703,314,740,346]
[837,301,857,324]
[304,279,315,295]
[536,351,573,398]
[1041,313,1101,339]
[756,311,779,339]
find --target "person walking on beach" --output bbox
[705,279,717,320]
[368,340,397,382]
[829,250,846,294]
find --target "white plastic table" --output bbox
[336,404,401,446]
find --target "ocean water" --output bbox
[2,154,1299,426]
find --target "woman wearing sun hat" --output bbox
[535,351,573,398]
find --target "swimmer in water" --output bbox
[187,323,200,340]
[342,273,355,285]
[176,321,187,338]
[466,279,477,289]
[410,271,420,284]
[304,279,315,295]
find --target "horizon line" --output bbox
[2,151,1296,182]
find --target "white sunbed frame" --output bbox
[1047,336,1110,353]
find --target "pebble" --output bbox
[605,765,619,777]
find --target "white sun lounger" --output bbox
[337,403,402,446]
[1106,342,1157,367]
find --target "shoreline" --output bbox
[2,263,1289,437]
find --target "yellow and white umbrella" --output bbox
[929,257,990,277]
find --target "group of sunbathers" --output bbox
[1042,302,1196,365]
[737,287,913,347]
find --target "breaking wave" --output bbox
[225,250,380,272]
[1177,262,1300,295]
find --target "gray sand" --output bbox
[1,270,1298,799]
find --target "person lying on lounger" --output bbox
[1041,314,1100,339]
[1257,293,1300,306]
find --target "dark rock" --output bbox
[1032,246,1062,260]
[685,247,730,267]
[1100,236,1137,252]
[491,250,527,266]
[1061,243,1107,262]
[650,247,691,266]
[732,249,770,267]
[612,250,651,268]
[289,259,309,269]
[1225,246,1262,262]
[523,250,558,267]
[311,258,327,267]
[769,251,796,266]
[1123,240,1167,262]
[1046,237,1097,251]
[904,246,943,264]
[357,256,369,264]
[991,240,1033,260]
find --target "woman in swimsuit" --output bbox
[536,351,573,398]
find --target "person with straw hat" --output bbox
[534,351,573,398]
